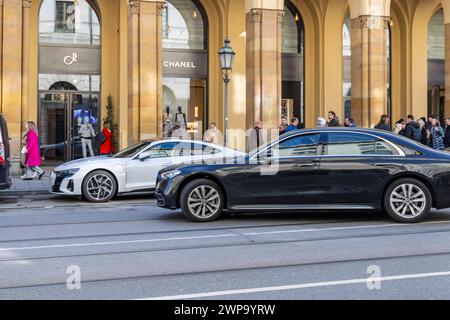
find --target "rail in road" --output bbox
[1,197,450,299]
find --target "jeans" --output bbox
[81,138,95,158]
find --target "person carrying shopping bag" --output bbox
[20,121,44,180]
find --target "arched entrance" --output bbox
[161,0,209,138]
[38,0,101,163]
[427,8,445,122]
[281,1,305,128]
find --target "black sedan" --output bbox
[155,128,450,223]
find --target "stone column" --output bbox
[1,0,23,167]
[128,0,164,144]
[22,0,32,132]
[445,23,450,118]
[246,5,283,131]
[351,15,389,128]
[0,0,3,117]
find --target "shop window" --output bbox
[162,0,205,50]
[55,1,76,33]
[40,0,100,45]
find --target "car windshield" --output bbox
[113,141,153,158]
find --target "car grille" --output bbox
[52,175,64,192]
[52,171,74,192]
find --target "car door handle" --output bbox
[374,163,403,167]
[295,163,317,168]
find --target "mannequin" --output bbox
[162,106,174,138]
[175,106,187,129]
[78,116,96,158]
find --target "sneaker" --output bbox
[38,171,45,180]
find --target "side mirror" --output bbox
[138,151,151,161]
[257,148,273,165]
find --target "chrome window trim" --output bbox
[250,130,406,161]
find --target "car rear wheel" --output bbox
[384,178,432,223]
[180,179,224,222]
[82,170,117,203]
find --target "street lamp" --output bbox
[218,35,235,147]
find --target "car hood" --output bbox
[54,156,125,171]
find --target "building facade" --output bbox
[0,0,450,168]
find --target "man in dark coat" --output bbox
[327,111,340,127]
[404,115,422,142]
[444,118,450,149]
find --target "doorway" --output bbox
[39,91,100,164]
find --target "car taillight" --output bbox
[0,142,4,166]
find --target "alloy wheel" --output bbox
[389,183,427,218]
[86,174,114,201]
[187,185,221,219]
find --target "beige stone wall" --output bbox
[1,0,450,164]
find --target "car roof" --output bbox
[149,138,244,153]
[278,127,440,155]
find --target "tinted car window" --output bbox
[114,141,153,158]
[147,142,180,158]
[325,133,396,156]
[273,134,320,157]
[173,143,221,157]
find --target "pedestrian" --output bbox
[317,117,327,128]
[203,122,222,145]
[430,117,445,150]
[345,118,356,128]
[393,119,404,134]
[418,118,430,146]
[20,121,44,180]
[444,118,450,149]
[374,114,390,131]
[404,115,422,142]
[248,120,263,153]
[78,116,96,158]
[279,118,288,135]
[286,117,299,132]
[99,122,113,155]
[327,111,340,127]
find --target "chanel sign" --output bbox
[163,49,207,78]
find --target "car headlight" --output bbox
[161,170,181,179]
[56,168,80,177]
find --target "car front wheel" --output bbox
[384,178,432,223]
[82,170,117,203]
[180,179,224,222]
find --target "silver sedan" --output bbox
[49,139,244,202]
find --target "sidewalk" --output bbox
[0,167,52,196]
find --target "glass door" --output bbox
[39,91,100,164]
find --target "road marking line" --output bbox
[0,220,449,252]
[136,270,450,300]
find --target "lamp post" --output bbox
[218,35,235,148]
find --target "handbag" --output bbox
[96,132,106,145]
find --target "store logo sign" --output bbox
[64,52,79,66]
[163,60,197,69]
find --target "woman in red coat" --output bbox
[100,123,113,155]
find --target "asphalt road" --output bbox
[1,194,450,300]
